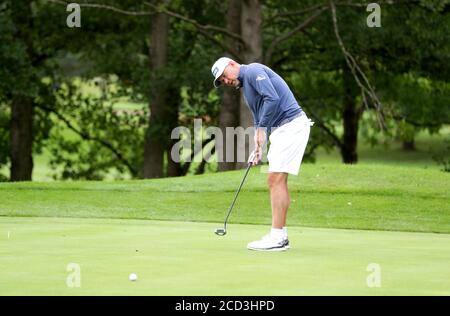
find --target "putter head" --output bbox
[215,228,226,236]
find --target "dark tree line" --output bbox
[0,0,448,181]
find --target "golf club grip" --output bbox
[223,163,252,227]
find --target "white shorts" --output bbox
[267,113,312,176]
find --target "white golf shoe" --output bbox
[247,234,287,251]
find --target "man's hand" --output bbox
[248,147,262,166]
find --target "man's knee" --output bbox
[267,173,288,189]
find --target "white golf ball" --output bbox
[129,273,137,281]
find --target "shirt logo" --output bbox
[256,75,266,81]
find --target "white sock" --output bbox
[271,228,284,240]
[283,227,288,239]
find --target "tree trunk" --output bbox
[143,121,165,179]
[166,89,182,177]
[402,140,416,151]
[241,0,263,64]
[10,97,34,181]
[218,0,242,172]
[219,89,241,171]
[9,2,35,182]
[167,140,182,176]
[238,0,263,169]
[340,68,360,164]
[144,7,169,179]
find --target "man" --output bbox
[211,57,313,251]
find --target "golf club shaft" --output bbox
[222,162,252,230]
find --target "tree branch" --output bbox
[194,140,216,175]
[391,115,450,128]
[294,93,344,148]
[196,28,242,61]
[144,1,245,60]
[144,2,244,44]
[46,0,243,60]
[265,7,328,65]
[45,0,155,16]
[329,0,386,130]
[270,2,328,20]
[36,104,138,177]
[308,110,344,148]
[269,1,407,23]
[180,136,215,176]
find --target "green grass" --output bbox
[1,217,449,295]
[1,125,446,181]
[0,127,449,295]
[317,127,449,168]
[1,163,448,233]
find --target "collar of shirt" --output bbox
[237,64,248,88]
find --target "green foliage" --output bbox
[382,74,450,127]
[0,7,37,99]
[44,80,147,180]
[275,2,449,153]
[433,139,450,172]
[288,69,343,157]
[180,87,220,120]
[418,0,450,12]
[1,0,449,180]
[0,103,9,168]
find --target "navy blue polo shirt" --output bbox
[237,63,302,129]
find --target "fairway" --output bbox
[2,0,449,300]
[1,216,448,296]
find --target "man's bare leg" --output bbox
[247,172,289,251]
[267,172,289,229]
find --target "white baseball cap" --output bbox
[211,57,232,88]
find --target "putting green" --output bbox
[0,217,448,295]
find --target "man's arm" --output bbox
[250,69,280,128]
[250,127,266,166]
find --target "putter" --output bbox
[215,152,255,236]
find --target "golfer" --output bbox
[211,57,313,251]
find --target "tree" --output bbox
[218,0,242,171]
[38,79,146,180]
[40,0,226,178]
[0,1,61,181]
[144,0,171,178]
[7,1,36,181]
[269,0,450,163]
[3,0,447,182]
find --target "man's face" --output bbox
[218,64,240,88]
